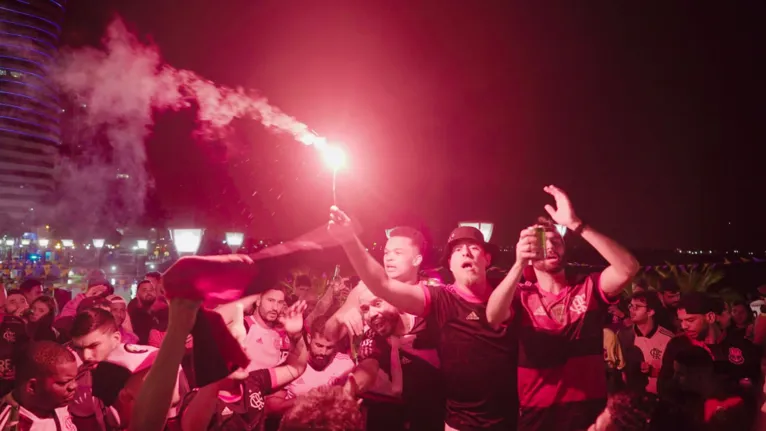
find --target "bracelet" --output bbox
[572,222,587,236]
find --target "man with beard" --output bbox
[348,288,445,431]
[658,293,761,401]
[658,278,681,333]
[329,210,531,431]
[486,185,639,431]
[265,316,354,416]
[128,281,168,345]
[0,341,78,430]
[243,287,290,371]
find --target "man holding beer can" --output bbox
[486,185,640,431]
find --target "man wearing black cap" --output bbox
[485,185,639,431]
[658,292,761,401]
[329,207,529,431]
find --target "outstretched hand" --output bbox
[279,300,308,337]
[327,206,356,243]
[543,185,581,230]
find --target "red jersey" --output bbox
[513,273,613,431]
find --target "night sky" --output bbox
[61,1,765,250]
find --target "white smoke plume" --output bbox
[48,18,327,234]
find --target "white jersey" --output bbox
[286,353,354,398]
[244,317,290,372]
[0,403,77,431]
[633,325,674,393]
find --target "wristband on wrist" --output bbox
[572,222,587,236]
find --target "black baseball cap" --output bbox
[441,226,498,265]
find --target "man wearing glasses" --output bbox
[618,291,674,394]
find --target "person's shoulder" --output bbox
[657,326,676,340]
[333,352,355,365]
[666,334,691,350]
[246,368,273,390]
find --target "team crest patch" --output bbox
[728,347,744,365]
[125,344,149,354]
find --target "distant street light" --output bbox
[225,232,244,251]
[93,239,105,249]
[171,229,204,255]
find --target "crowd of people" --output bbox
[0,184,765,430]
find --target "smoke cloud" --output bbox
[48,18,327,234]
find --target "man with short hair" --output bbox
[618,291,674,394]
[329,209,524,430]
[69,308,184,430]
[19,279,44,305]
[244,287,290,371]
[486,185,639,431]
[327,226,443,430]
[659,292,761,400]
[3,289,28,318]
[144,272,164,298]
[0,341,78,429]
[128,280,168,345]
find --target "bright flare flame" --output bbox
[137,240,149,250]
[62,239,74,248]
[321,145,346,171]
[93,238,105,248]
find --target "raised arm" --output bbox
[131,298,199,431]
[328,207,426,316]
[486,227,539,328]
[271,301,309,387]
[543,185,639,297]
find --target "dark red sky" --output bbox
[62,1,765,250]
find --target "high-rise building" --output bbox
[0,0,66,226]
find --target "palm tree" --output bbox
[655,263,725,294]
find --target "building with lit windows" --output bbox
[0,0,65,225]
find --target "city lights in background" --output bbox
[92,238,105,249]
[458,221,494,242]
[225,232,244,249]
[38,238,49,248]
[171,228,204,255]
[136,240,149,250]
[4,239,14,246]
[20,239,30,246]
[61,239,74,248]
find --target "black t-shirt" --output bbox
[423,284,518,431]
[0,315,29,396]
[180,369,272,431]
[359,326,444,396]
[659,333,762,398]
